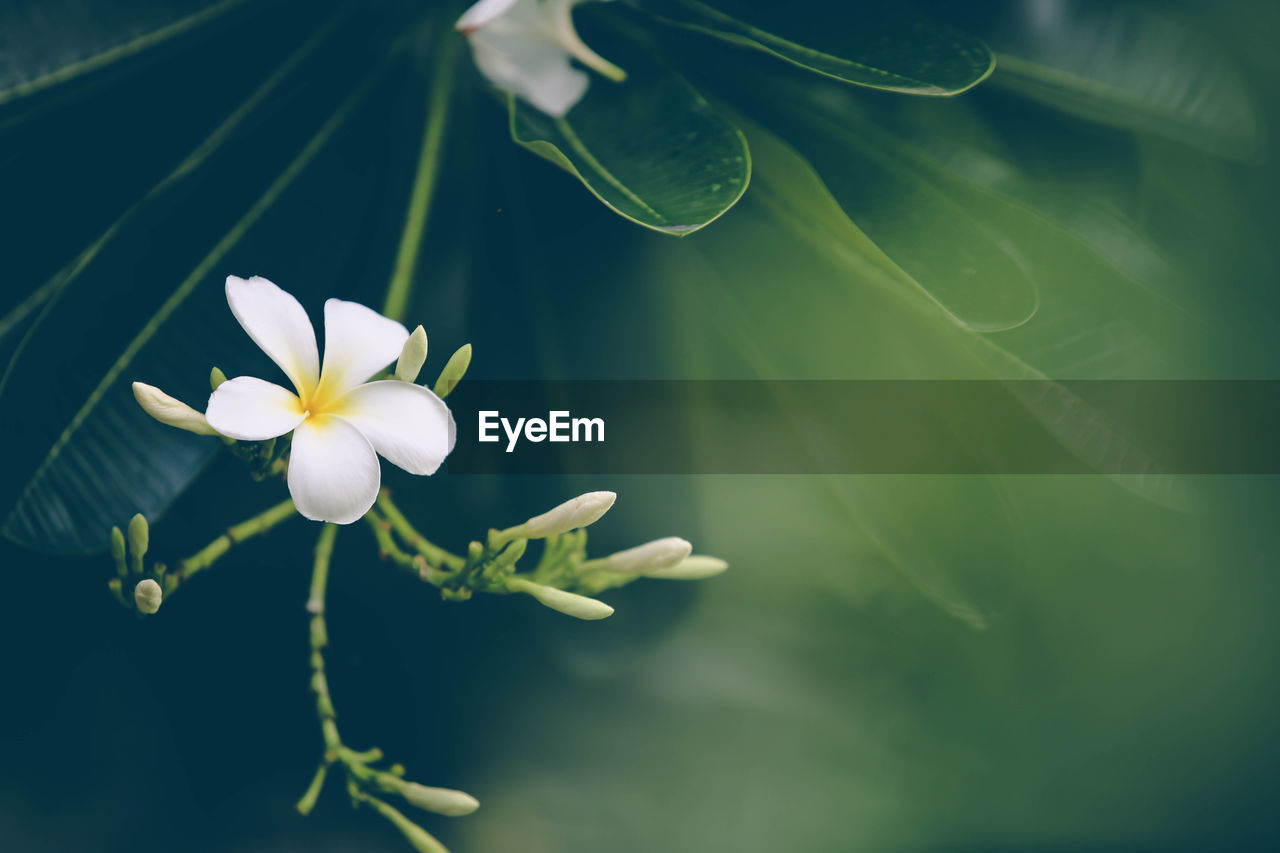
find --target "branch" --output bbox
[375,490,465,571]
[306,523,341,756]
[162,496,297,595]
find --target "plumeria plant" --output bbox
[119,274,726,852]
[2,0,1005,550]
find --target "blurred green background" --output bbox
[2,0,1280,850]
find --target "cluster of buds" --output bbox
[297,742,480,852]
[373,490,727,620]
[107,514,166,614]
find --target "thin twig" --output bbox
[164,497,297,593]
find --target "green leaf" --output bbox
[986,2,1265,161]
[704,74,1038,331]
[0,18,407,553]
[0,0,249,109]
[643,0,994,95]
[508,16,749,236]
[735,119,1195,509]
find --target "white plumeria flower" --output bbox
[204,276,455,525]
[457,0,625,117]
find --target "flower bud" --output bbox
[402,783,480,817]
[602,537,691,574]
[432,343,471,399]
[209,366,227,390]
[110,526,128,576]
[521,491,616,539]
[134,578,163,614]
[366,796,449,853]
[132,382,218,436]
[507,578,613,620]
[127,513,149,559]
[646,555,729,580]
[395,326,429,383]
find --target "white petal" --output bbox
[225,276,320,394]
[315,299,409,401]
[332,380,455,476]
[205,376,305,441]
[456,0,522,33]
[469,16,590,117]
[288,415,381,524]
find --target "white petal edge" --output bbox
[205,376,305,441]
[333,380,455,476]
[457,0,522,33]
[315,299,409,401]
[288,415,381,524]
[225,276,320,394]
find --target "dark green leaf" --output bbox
[706,75,1039,331]
[709,113,1197,509]
[0,0,247,108]
[0,16,410,553]
[643,0,994,95]
[509,16,749,236]
[986,2,1264,161]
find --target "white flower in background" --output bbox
[457,0,626,117]
[203,276,455,524]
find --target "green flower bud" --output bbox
[127,513,149,559]
[110,526,128,577]
[395,326,429,383]
[492,537,527,569]
[602,537,691,574]
[210,366,227,389]
[507,577,612,620]
[432,343,471,399]
[522,491,616,538]
[401,783,479,817]
[366,797,449,853]
[134,578,163,614]
[646,555,729,580]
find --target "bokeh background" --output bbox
[3,1,1280,850]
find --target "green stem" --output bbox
[363,793,450,853]
[165,497,297,593]
[308,524,341,755]
[296,762,329,816]
[364,509,425,574]
[375,490,465,571]
[382,28,461,322]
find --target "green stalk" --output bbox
[308,524,341,753]
[165,497,297,593]
[364,509,425,573]
[375,490,465,570]
[382,27,461,321]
